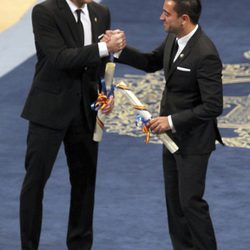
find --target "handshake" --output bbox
[101,29,126,53]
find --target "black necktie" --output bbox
[76,9,84,45]
[169,39,179,67]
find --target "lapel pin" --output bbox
[180,54,184,58]
[94,17,97,22]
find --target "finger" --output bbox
[149,118,158,126]
[113,29,122,34]
[105,29,113,34]
[152,124,162,134]
[115,33,125,40]
[101,36,110,43]
[101,105,113,115]
[108,100,114,107]
[149,122,158,131]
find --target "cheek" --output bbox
[166,17,173,23]
[165,18,172,25]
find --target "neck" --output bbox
[176,23,197,39]
[70,0,85,8]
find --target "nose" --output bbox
[160,12,165,21]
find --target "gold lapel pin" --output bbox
[94,17,98,22]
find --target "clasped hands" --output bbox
[101,29,126,53]
[100,30,171,131]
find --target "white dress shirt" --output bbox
[174,25,199,62]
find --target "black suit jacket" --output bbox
[118,27,223,154]
[21,0,110,132]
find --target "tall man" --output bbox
[19,0,125,249]
[114,0,223,249]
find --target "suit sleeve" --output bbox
[172,54,223,132]
[117,39,167,73]
[32,5,103,70]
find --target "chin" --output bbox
[164,26,170,32]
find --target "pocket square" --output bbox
[177,66,191,72]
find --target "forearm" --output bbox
[117,42,164,73]
[53,44,102,70]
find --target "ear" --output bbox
[181,14,190,25]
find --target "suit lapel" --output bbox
[57,0,83,46]
[88,3,99,43]
[165,27,202,83]
[56,0,103,45]
[164,34,176,71]
[166,46,192,82]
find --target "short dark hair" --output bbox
[172,0,202,24]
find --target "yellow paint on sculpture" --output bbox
[0,0,36,32]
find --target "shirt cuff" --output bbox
[113,50,123,58]
[98,42,109,58]
[168,115,176,133]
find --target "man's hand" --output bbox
[147,116,171,134]
[102,29,126,53]
[101,96,114,115]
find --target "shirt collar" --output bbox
[65,0,89,15]
[177,24,199,48]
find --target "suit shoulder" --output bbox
[89,1,110,14]
[199,31,218,51]
[32,0,56,15]
[195,31,221,59]
[33,0,55,9]
[88,1,110,28]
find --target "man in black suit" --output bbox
[19,0,125,249]
[112,0,223,249]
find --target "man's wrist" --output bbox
[113,50,123,58]
[98,42,109,57]
[168,115,176,133]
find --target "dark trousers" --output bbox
[20,110,98,250]
[163,147,217,250]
